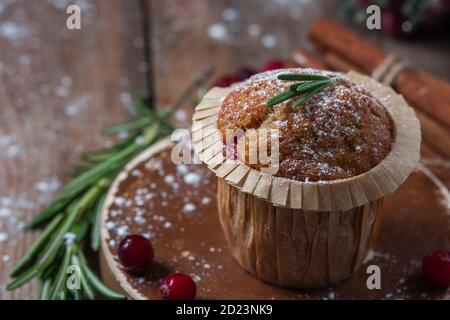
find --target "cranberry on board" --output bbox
[235,67,257,81]
[160,273,197,300]
[118,234,154,276]
[422,250,450,288]
[262,59,286,71]
[381,10,406,37]
[212,74,239,87]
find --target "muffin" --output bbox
[218,69,394,182]
[192,69,421,289]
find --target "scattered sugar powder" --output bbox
[201,197,211,205]
[208,23,228,41]
[163,221,172,229]
[142,232,153,239]
[134,215,146,225]
[183,203,196,214]
[0,232,8,242]
[2,255,10,263]
[247,23,261,37]
[131,169,142,177]
[164,175,175,184]
[105,221,116,230]
[261,34,277,48]
[63,232,76,245]
[174,109,187,122]
[114,197,126,206]
[0,21,29,40]
[116,225,129,237]
[111,210,122,217]
[35,178,61,193]
[177,164,189,175]
[65,94,90,117]
[0,207,12,218]
[184,172,201,186]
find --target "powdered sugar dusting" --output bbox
[219,68,394,182]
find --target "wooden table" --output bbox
[0,0,449,300]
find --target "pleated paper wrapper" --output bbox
[192,71,421,288]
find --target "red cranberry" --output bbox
[422,250,450,288]
[427,0,450,18]
[381,10,405,37]
[118,234,154,276]
[236,67,257,81]
[212,74,239,87]
[262,59,286,71]
[355,0,373,9]
[160,273,197,300]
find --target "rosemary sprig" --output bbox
[7,109,170,297]
[7,67,213,300]
[266,73,336,108]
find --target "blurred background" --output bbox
[0,0,449,299]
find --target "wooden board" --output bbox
[150,0,450,119]
[0,0,146,300]
[100,140,450,300]
[1,0,449,299]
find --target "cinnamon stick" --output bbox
[309,18,384,73]
[309,18,450,128]
[414,110,450,158]
[292,49,326,69]
[323,52,365,74]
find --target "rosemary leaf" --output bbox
[71,164,93,177]
[78,250,125,299]
[82,152,115,164]
[10,214,64,277]
[6,266,40,290]
[266,73,336,108]
[90,193,106,252]
[62,125,159,199]
[49,245,73,300]
[100,132,141,154]
[58,290,66,300]
[266,89,298,107]
[101,117,151,136]
[10,73,209,300]
[71,288,81,300]
[39,278,52,300]
[288,82,304,92]
[25,192,81,230]
[295,79,333,93]
[292,83,331,109]
[72,217,90,242]
[72,254,95,300]
[32,179,109,279]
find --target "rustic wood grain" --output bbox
[1,0,449,299]
[0,0,146,300]
[150,0,450,109]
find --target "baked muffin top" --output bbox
[217,68,394,182]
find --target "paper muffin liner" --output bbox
[192,71,421,288]
[192,71,421,211]
[217,178,383,288]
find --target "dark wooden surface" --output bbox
[0,0,449,299]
